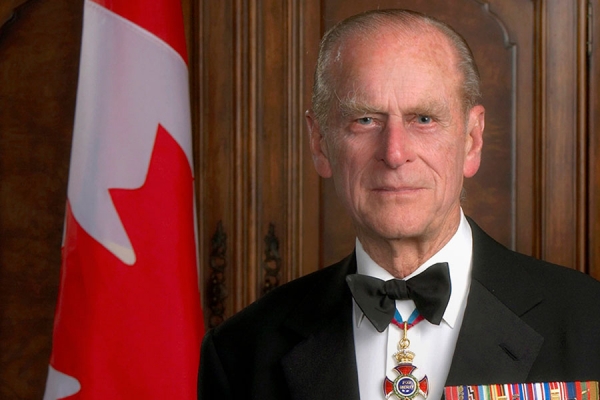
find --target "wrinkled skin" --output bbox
[306,26,485,277]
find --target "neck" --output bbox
[357,216,461,279]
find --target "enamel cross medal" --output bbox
[383,309,429,400]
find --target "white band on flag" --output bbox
[67,1,193,265]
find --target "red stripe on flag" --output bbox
[90,0,188,63]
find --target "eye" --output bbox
[417,115,432,124]
[356,117,374,125]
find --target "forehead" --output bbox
[331,25,462,109]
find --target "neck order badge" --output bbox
[384,309,429,400]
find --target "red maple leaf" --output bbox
[50,125,203,399]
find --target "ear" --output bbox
[463,105,485,178]
[305,109,333,178]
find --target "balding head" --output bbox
[311,9,481,134]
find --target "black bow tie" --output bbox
[346,262,451,332]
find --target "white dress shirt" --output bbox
[352,211,473,400]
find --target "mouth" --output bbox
[372,186,424,194]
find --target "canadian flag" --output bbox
[43,0,204,398]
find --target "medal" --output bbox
[384,309,429,400]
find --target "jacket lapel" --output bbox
[446,280,544,384]
[446,219,545,385]
[281,254,361,400]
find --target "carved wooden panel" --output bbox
[191,0,321,321]
[207,221,227,329]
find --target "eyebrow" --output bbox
[405,101,450,118]
[336,93,384,118]
[336,91,451,120]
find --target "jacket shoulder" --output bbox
[209,253,354,338]
[469,216,600,321]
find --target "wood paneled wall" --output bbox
[0,0,598,398]
[0,0,82,397]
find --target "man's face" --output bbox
[307,27,485,246]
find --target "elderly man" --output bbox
[198,9,600,400]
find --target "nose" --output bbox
[377,121,415,168]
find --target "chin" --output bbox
[366,218,429,241]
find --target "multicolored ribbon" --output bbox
[391,308,424,330]
[444,381,599,400]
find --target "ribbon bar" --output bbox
[444,381,599,400]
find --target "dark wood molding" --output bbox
[0,0,37,38]
[588,0,600,279]
[208,221,228,329]
[262,223,282,295]
[536,1,588,271]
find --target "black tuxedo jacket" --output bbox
[198,220,600,399]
